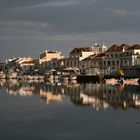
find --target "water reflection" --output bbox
[0,79,140,111]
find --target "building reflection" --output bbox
[0,79,140,111]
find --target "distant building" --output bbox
[103,44,130,68]
[62,47,94,69]
[6,57,33,71]
[69,47,94,61]
[19,60,35,72]
[102,43,140,75]
[120,44,140,67]
[38,50,64,71]
[80,53,105,74]
[120,44,140,75]
[91,44,107,54]
[61,45,108,72]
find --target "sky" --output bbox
[0,0,140,61]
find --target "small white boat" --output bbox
[105,78,118,85]
[0,71,6,79]
[124,79,139,85]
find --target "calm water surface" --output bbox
[0,79,140,140]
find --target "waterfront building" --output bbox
[120,44,140,67]
[69,47,94,61]
[6,57,33,71]
[62,45,107,71]
[103,44,130,68]
[102,44,140,76]
[120,44,140,75]
[19,60,35,72]
[80,53,105,74]
[68,47,94,68]
[39,50,64,71]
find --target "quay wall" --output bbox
[77,75,140,83]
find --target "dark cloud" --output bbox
[0,0,50,9]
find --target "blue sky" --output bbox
[0,0,140,61]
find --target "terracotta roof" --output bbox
[70,47,93,54]
[95,52,105,57]
[81,54,96,61]
[21,61,33,64]
[106,44,130,52]
[127,44,140,50]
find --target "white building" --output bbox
[6,57,34,71]
[39,50,64,71]
[103,44,130,68]
[62,45,107,70]
[80,53,105,74]
[120,44,140,66]
[61,47,94,70]
[91,44,107,54]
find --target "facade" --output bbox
[62,47,95,70]
[59,47,94,70]
[6,57,33,71]
[103,44,130,68]
[69,47,94,61]
[103,44,140,75]
[39,50,64,71]
[40,50,62,61]
[120,45,140,75]
[80,53,105,74]
[61,45,107,74]
[19,60,35,72]
[120,44,140,67]
[91,44,107,54]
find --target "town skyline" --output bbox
[1,43,140,62]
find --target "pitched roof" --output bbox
[70,47,93,54]
[81,53,105,61]
[106,44,130,52]
[127,44,140,50]
[95,52,105,57]
[81,54,95,61]
[21,60,33,64]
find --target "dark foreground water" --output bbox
[0,80,140,140]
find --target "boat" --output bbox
[105,78,118,85]
[0,71,6,79]
[124,79,139,85]
[117,78,139,85]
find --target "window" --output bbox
[108,61,111,66]
[124,60,127,64]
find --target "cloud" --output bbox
[31,0,80,8]
[111,9,129,16]
[6,0,83,11]
[0,21,51,31]
[0,0,48,9]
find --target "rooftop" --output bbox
[70,47,93,54]
[127,44,140,50]
[106,44,130,52]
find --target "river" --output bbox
[0,79,140,140]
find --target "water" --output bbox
[0,79,140,140]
